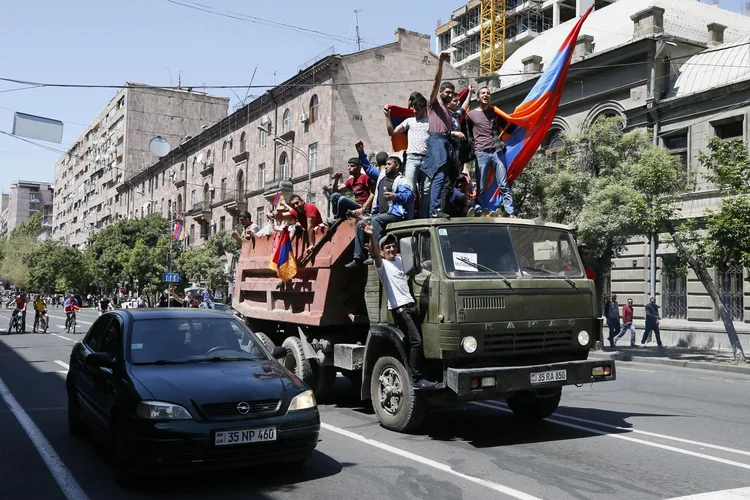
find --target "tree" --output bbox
[10,212,42,238]
[26,241,92,293]
[176,247,228,290]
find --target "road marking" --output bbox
[474,402,750,470]
[321,422,541,500]
[665,486,750,499]
[617,367,655,373]
[54,360,69,370]
[0,407,67,414]
[0,375,89,500]
[47,315,92,326]
[51,334,75,342]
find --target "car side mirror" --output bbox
[271,346,287,360]
[86,352,114,369]
[399,236,418,277]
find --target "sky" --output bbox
[0,0,744,194]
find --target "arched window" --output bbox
[236,170,244,196]
[206,149,212,165]
[309,94,319,124]
[279,152,289,179]
[240,132,247,153]
[542,128,565,167]
[192,158,197,177]
[203,183,210,202]
[177,195,183,218]
[282,109,291,133]
[222,141,229,162]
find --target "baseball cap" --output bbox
[379,234,397,249]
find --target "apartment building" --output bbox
[435,0,617,75]
[118,28,462,251]
[0,180,54,238]
[52,85,229,248]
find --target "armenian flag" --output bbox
[268,226,297,282]
[172,221,185,240]
[484,6,593,210]
[272,192,282,207]
[386,105,413,152]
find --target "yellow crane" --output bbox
[479,0,506,75]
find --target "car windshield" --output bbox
[128,317,268,364]
[437,225,584,279]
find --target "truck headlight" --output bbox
[136,401,193,420]
[462,336,478,354]
[577,330,590,346]
[288,390,316,411]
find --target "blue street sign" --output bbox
[162,273,180,283]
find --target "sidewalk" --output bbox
[590,343,750,375]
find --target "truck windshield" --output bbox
[437,225,584,279]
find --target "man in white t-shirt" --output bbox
[363,223,437,390]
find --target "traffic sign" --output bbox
[162,273,180,283]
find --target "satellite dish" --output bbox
[149,136,171,158]
[196,153,204,164]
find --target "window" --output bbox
[419,233,432,274]
[259,163,266,188]
[662,255,687,319]
[663,133,688,172]
[220,216,226,232]
[192,158,198,177]
[200,221,210,239]
[177,195,183,218]
[542,128,564,168]
[713,118,744,141]
[282,109,291,133]
[257,206,264,226]
[191,190,196,206]
[308,143,318,172]
[718,264,744,320]
[222,141,229,162]
[220,178,227,200]
[309,95,319,124]
[99,319,121,359]
[206,149,213,165]
[260,127,267,146]
[189,224,195,243]
[240,132,247,153]
[279,152,290,179]
[236,170,244,197]
[83,316,113,352]
[203,183,210,202]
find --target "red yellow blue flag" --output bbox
[172,221,185,241]
[269,226,297,282]
[386,105,414,152]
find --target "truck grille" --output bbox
[483,330,573,354]
[462,296,505,310]
[201,399,281,420]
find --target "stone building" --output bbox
[52,85,229,248]
[487,0,750,346]
[0,180,54,238]
[118,29,462,259]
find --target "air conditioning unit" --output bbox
[299,112,309,123]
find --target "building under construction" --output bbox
[435,0,617,75]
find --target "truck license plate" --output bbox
[215,427,276,446]
[530,369,567,384]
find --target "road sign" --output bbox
[162,273,180,283]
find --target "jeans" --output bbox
[391,302,425,382]
[418,170,432,219]
[353,213,403,260]
[607,318,621,342]
[475,150,514,215]
[330,193,362,218]
[641,320,662,346]
[614,322,637,346]
[404,154,424,218]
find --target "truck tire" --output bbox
[506,388,562,420]
[255,332,275,352]
[370,356,427,433]
[310,364,338,400]
[282,336,313,384]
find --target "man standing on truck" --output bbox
[231,210,260,243]
[328,157,374,220]
[286,194,323,258]
[363,223,437,390]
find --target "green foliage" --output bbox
[698,137,750,191]
[25,240,92,293]
[176,246,228,289]
[10,212,42,239]
[206,230,240,260]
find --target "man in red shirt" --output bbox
[13,292,28,333]
[328,157,374,220]
[613,298,637,347]
[288,194,323,257]
[578,246,597,281]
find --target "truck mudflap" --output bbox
[446,359,616,396]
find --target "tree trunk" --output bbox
[668,227,746,363]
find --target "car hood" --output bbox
[129,360,305,408]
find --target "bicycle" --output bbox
[8,309,22,334]
[65,311,77,334]
[37,312,49,334]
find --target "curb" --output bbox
[589,351,750,375]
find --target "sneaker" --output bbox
[363,258,374,265]
[412,379,438,390]
[489,209,502,218]
[630,344,637,347]
[344,259,364,269]
[431,211,450,219]
[466,207,476,218]
[610,339,616,347]
[508,214,517,219]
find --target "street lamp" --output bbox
[257,125,311,201]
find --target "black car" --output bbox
[66,309,320,484]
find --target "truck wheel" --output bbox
[310,364,337,400]
[370,356,427,433]
[506,388,562,420]
[282,336,313,384]
[255,332,275,352]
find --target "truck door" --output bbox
[412,232,436,324]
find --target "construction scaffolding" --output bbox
[479,0,506,75]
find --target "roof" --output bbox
[670,36,750,98]
[388,216,574,232]
[118,309,233,321]
[499,0,750,89]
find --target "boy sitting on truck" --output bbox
[363,223,438,390]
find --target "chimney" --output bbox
[707,23,726,47]
[630,6,665,38]
[522,55,543,73]
[573,35,595,60]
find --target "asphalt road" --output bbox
[1,307,749,500]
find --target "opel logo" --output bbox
[237,402,250,414]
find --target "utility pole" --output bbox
[354,9,363,52]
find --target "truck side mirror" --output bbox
[399,237,418,276]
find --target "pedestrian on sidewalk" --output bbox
[605,293,620,346]
[641,296,663,347]
[614,298,637,347]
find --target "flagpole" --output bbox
[168,201,173,308]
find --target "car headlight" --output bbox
[577,330,590,346]
[461,336,478,354]
[288,390,316,411]
[136,401,193,420]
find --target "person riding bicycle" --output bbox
[33,294,48,333]
[13,292,28,333]
[64,294,80,330]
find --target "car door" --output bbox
[88,316,122,427]
[412,231,435,324]
[76,315,113,430]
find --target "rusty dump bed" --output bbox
[232,219,377,327]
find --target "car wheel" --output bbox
[369,356,427,433]
[282,336,313,384]
[67,392,86,437]
[111,425,137,487]
[506,387,562,421]
[255,331,275,351]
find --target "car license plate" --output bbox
[530,369,567,384]
[215,427,276,446]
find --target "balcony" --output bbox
[188,200,212,222]
[223,190,247,214]
[172,175,186,188]
[200,162,214,177]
